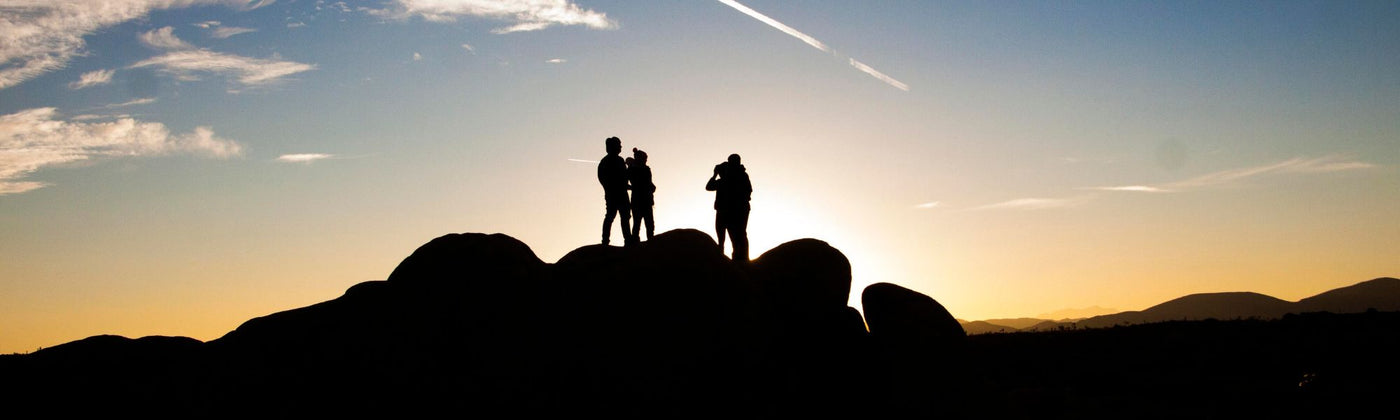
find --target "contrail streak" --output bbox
[848,58,910,91]
[716,0,909,91]
[716,0,830,52]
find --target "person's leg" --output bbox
[732,209,750,262]
[630,205,641,240]
[601,207,616,245]
[644,208,655,240]
[620,205,634,245]
[715,211,726,252]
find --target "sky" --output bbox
[2,0,1397,353]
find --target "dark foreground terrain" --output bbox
[2,230,1396,419]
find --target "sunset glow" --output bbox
[2,1,1397,354]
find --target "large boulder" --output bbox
[387,232,547,289]
[862,282,969,418]
[752,239,853,321]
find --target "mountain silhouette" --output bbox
[960,277,1400,333]
[959,320,1019,334]
[1298,277,1400,313]
[1077,278,1400,329]
[0,229,968,418]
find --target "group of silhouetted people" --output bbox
[598,136,752,262]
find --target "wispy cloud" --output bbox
[1167,155,1375,189]
[461,43,476,53]
[914,201,941,209]
[193,18,257,38]
[130,28,316,88]
[715,0,909,91]
[211,26,258,39]
[0,107,241,195]
[276,153,335,163]
[567,158,597,164]
[546,58,566,64]
[1081,185,1170,193]
[287,21,307,28]
[68,69,116,90]
[131,50,316,87]
[140,26,197,50]
[381,0,618,33]
[70,114,131,121]
[413,52,423,61]
[104,97,158,108]
[1089,155,1377,193]
[0,0,269,90]
[970,197,1088,211]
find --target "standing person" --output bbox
[706,153,752,262]
[629,148,657,242]
[598,136,634,246]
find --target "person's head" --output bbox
[605,137,621,155]
[633,148,648,165]
[727,154,741,166]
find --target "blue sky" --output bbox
[2,0,1398,353]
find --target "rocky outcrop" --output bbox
[0,229,967,418]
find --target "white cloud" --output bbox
[130,45,316,87]
[413,52,423,61]
[129,24,314,88]
[193,20,221,28]
[546,58,565,64]
[276,153,333,163]
[1166,155,1375,190]
[1082,185,1170,193]
[68,69,116,89]
[971,197,1087,211]
[0,107,242,195]
[461,43,475,53]
[140,26,197,50]
[1089,155,1378,194]
[382,0,618,33]
[105,97,158,108]
[0,1,274,90]
[915,201,941,209]
[716,0,909,91]
[70,114,130,121]
[211,26,258,39]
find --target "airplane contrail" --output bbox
[716,0,909,91]
[716,0,829,52]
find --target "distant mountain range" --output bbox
[959,277,1400,334]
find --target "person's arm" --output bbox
[706,164,723,191]
[598,161,606,187]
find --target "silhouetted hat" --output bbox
[633,148,647,160]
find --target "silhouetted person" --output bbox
[598,136,634,246]
[629,148,656,242]
[706,153,752,262]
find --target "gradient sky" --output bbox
[2,0,1398,354]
